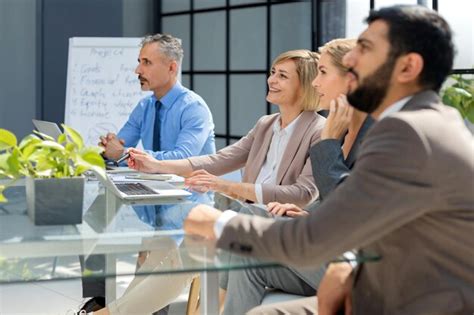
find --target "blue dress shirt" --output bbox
[118,82,216,160]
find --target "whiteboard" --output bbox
[64,37,151,146]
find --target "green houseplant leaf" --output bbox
[0,125,106,202]
[32,130,55,141]
[0,129,17,150]
[62,124,84,150]
[19,135,42,159]
[0,186,6,202]
[441,74,474,124]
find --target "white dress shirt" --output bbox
[254,114,300,204]
[379,96,412,120]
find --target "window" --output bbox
[160,0,313,150]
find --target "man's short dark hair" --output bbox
[366,5,455,92]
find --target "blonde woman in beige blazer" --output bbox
[129,49,326,207]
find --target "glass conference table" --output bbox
[0,179,378,315]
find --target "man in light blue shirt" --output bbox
[81,33,215,314]
[101,33,215,161]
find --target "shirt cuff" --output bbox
[255,184,264,204]
[214,210,238,238]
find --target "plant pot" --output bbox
[26,176,85,225]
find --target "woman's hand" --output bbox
[185,169,232,194]
[128,148,161,173]
[267,202,309,217]
[321,95,354,140]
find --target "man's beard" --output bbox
[347,56,396,114]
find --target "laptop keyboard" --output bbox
[115,183,159,196]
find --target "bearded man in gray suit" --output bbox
[184,5,474,315]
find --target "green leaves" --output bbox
[0,124,106,202]
[75,148,106,179]
[35,140,66,152]
[62,124,84,149]
[0,129,17,150]
[441,74,474,123]
[33,130,54,141]
[19,135,42,158]
[81,149,106,168]
[0,186,6,202]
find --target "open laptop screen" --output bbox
[32,119,63,140]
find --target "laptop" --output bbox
[32,119,122,170]
[91,169,191,200]
[32,119,63,140]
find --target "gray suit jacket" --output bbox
[188,111,326,207]
[217,91,474,314]
[294,115,374,287]
[305,115,374,212]
[310,115,375,201]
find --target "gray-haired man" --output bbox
[81,34,215,314]
[100,33,215,161]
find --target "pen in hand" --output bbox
[115,152,130,166]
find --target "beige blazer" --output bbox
[188,111,326,207]
[217,91,474,314]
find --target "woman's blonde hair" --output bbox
[319,38,356,74]
[271,49,320,111]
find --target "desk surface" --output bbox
[0,182,281,284]
[0,182,378,284]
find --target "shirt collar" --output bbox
[154,81,185,109]
[379,95,413,120]
[273,112,302,135]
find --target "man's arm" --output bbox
[215,117,432,267]
[116,102,144,150]
[101,104,144,161]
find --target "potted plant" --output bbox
[441,74,474,133]
[0,125,106,225]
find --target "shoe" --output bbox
[78,296,106,314]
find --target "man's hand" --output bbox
[183,204,223,240]
[267,202,309,217]
[321,95,353,141]
[318,262,353,315]
[128,148,161,173]
[100,133,125,160]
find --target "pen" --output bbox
[115,152,130,165]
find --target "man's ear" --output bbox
[395,53,423,84]
[169,60,178,75]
